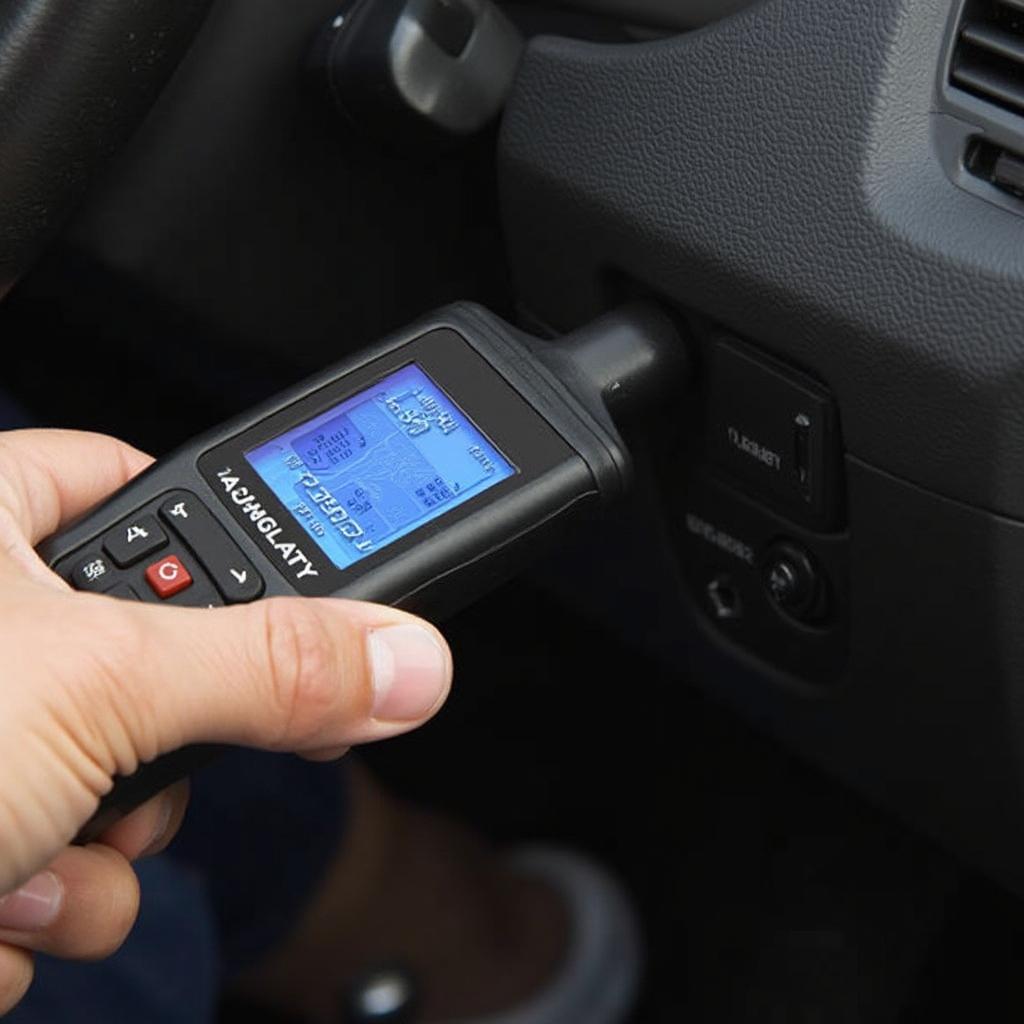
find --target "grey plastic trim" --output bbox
[937,0,1024,214]
[499,0,1024,518]
[933,111,1024,216]
[391,0,523,134]
[542,0,757,31]
[497,0,1024,897]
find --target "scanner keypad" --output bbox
[58,491,265,608]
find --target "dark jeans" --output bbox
[10,750,350,1023]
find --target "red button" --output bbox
[145,555,193,599]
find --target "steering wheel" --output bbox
[0,0,212,298]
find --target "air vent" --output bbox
[951,0,1024,117]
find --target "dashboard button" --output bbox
[708,340,840,528]
[762,541,824,622]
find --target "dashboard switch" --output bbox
[708,341,841,529]
[762,541,824,622]
[707,575,742,621]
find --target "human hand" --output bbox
[0,429,453,1015]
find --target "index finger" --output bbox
[0,430,154,544]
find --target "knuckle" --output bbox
[67,602,146,702]
[61,600,148,689]
[94,602,150,669]
[0,505,26,560]
[50,600,156,772]
[258,600,347,743]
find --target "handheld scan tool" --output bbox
[39,302,684,842]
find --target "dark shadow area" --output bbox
[352,580,1015,1023]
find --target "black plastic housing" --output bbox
[42,305,636,606]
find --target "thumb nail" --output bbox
[0,872,63,932]
[369,624,451,722]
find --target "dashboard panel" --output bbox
[499,0,1024,892]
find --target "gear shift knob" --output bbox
[313,0,523,148]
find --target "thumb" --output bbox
[90,597,453,767]
[0,595,452,893]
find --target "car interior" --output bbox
[7,0,1024,1019]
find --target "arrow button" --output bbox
[159,491,265,604]
[102,514,167,568]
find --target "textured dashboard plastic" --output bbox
[500,0,1024,519]
[499,0,1024,891]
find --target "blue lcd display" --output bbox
[244,363,517,571]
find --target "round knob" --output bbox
[762,542,823,621]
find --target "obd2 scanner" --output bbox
[38,302,685,842]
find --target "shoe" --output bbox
[230,764,642,1024]
[343,847,643,1024]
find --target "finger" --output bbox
[97,782,190,862]
[0,846,138,960]
[302,745,351,762]
[0,945,33,1016]
[0,429,153,545]
[81,598,453,774]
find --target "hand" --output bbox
[0,429,453,1015]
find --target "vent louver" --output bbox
[951,0,1024,117]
